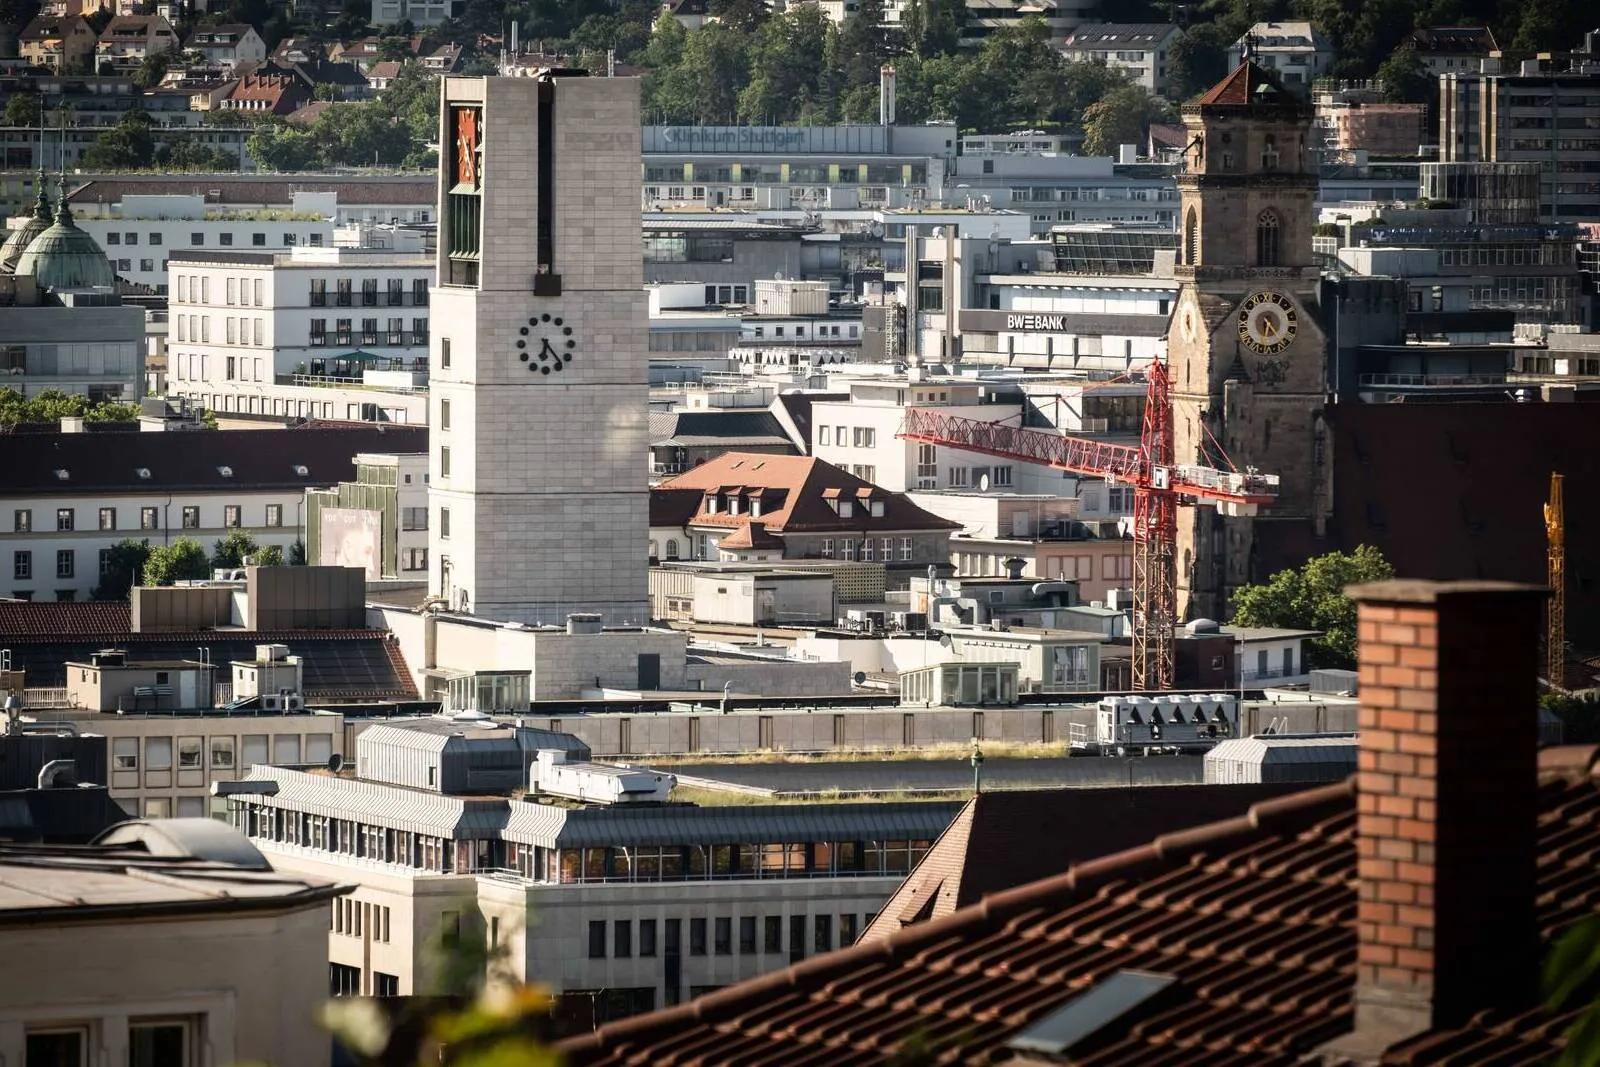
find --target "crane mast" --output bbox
[898,361,1278,691]
[1545,472,1565,687]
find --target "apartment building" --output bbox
[369,0,464,28]
[1060,23,1183,95]
[94,14,178,72]
[167,247,431,423]
[182,23,266,70]
[18,14,98,71]
[1439,49,1600,220]
[0,424,425,601]
[1228,22,1334,92]
[221,718,958,1016]
[0,820,347,1067]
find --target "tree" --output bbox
[93,539,152,600]
[1166,23,1229,101]
[1375,46,1430,103]
[1081,83,1175,157]
[158,139,236,171]
[4,92,41,128]
[1544,915,1600,1067]
[0,388,137,426]
[80,109,156,169]
[212,530,262,568]
[288,538,307,565]
[246,120,320,171]
[1230,545,1396,670]
[143,538,210,586]
[132,50,169,89]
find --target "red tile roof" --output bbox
[1194,61,1300,107]
[0,600,130,637]
[560,750,1600,1065]
[656,453,959,537]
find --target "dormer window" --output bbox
[838,500,854,519]
[728,496,741,516]
[705,494,719,515]
[750,497,762,518]
[871,500,886,518]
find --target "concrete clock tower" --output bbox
[1167,62,1330,620]
[428,72,649,624]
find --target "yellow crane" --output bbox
[1545,472,1565,686]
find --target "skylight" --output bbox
[1008,971,1177,1056]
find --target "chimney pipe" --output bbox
[1330,579,1547,1060]
[879,64,896,126]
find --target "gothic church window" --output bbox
[1256,210,1281,267]
[1184,208,1198,266]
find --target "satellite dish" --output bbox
[979,473,990,492]
[853,671,867,685]
[326,753,344,773]
[939,635,953,649]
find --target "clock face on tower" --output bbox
[1236,291,1298,354]
[514,313,578,377]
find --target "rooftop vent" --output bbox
[136,467,151,479]
[1186,617,1221,634]
[1008,971,1178,1057]
[293,464,309,476]
[217,466,233,477]
[53,469,69,481]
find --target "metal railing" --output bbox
[1357,373,1506,387]
[21,687,72,708]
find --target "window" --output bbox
[12,551,28,581]
[588,920,607,958]
[146,737,172,771]
[191,232,204,245]
[211,736,234,768]
[689,917,707,955]
[814,914,833,954]
[330,962,361,996]
[284,233,297,247]
[335,319,352,345]
[310,318,326,345]
[640,918,657,957]
[98,507,116,531]
[141,506,159,530]
[362,278,378,306]
[226,277,236,305]
[336,279,352,306]
[182,506,200,529]
[220,232,233,246]
[178,736,202,769]
[144,797,170,819]
[266,504,282,527]
[440,447,451,478]
[739,915,757,954]
[388,278,404,305]
[27,1029,88,1067]
[310,279,327,306]
[818,425,831,446]
[821,538,833,559]
[388,316,403,343]
[56,508,73,531]
[439,507,450,539]
[362,318,378,345]
[13,508,29,532]
[413,317,428,342]
[56,550,73,579]
[108,232,121,245]
[1256,209,1281,267]
[765,916,782,952]
[373,972,399,997]
[414,278,429,305]
[840,912,859,945]
[224,505,241,528]
[901,537,913,561]
[113,736,138,770]
[714,916,732,955]
[614,919,632,958]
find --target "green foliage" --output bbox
[158,139,237,171]
[81,109,157,170]
[1545,915,1600,1067]
[1081,83,1176,156]
[0,388,138,426]
[1229,546,1396,670]
[1541,692,1600,744]
[1376,47,1431,103]
[93,539,152,601]
[288,538,307,565]
[4,92,42,128]
[143,538,210,586]
[132,51,170,90]
[1167,23,1230,101]
[212,530,261,568]
[246,120,321,171]
[245,62,441,170]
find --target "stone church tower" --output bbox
[1168,63,1330,620]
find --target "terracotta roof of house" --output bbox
[285,100,333,126]
[98,15,173,41]
[1147,122,1187,150]
[861,782,1312,943]
[21,14,91,41]
[715,522,785,550]
[657,453,961,536]
[561,749,1600,1065]
[1193,61,1301,108]
[186,23,255,46]
[0,425,427,495]
[366,60,403,80]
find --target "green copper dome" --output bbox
[0,171,54,276]
[13,180,116,291]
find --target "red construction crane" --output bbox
[897,361,1278,690]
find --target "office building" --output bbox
[166,246,432,423]
[1439,48,1600,220]
[429,72,649,624]
[219,717,957,1014]
[0,423,426,601]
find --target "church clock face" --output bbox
[514,313,578,376]
[1237,291,1297,354]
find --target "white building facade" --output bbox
[167,247,431,423]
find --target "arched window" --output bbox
[665,538,680,560]
[1256,210,1281,267]
[1261,133,1280,170]
[1183,208,1198,266]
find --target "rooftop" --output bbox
[0,820,347,926]
[560,747,1600,1065]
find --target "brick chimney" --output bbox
[1332,580,1547,1060]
